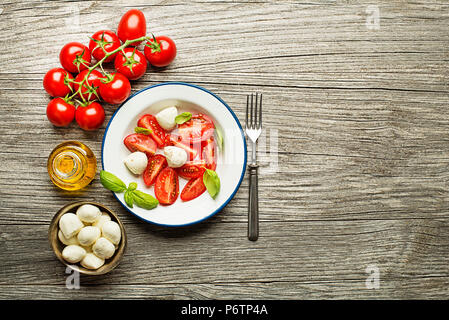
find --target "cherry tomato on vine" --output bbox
[43,68,74,97]
[75,102,105,130]
[144,36,176,67]
[46,97,76,127]
[89,30,121,63]
[117,9,146,46]
[59,42,91,73]
[98,72,131,105]
[114,47,147,80]
[73,69,104,101]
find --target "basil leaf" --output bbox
[128,182,137,191]
[100,170,127,193]
[203,169,220,199]
[215,127,223,151]
[124,189,134,208]
[134,127,152,135]
[175,112,192,124]
[132,190,159,210]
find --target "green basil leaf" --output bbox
[203,169,220,199]
[124,189,134,208]
[132,190,159,210]
[134,127,153,135]
[215,127,223,151]
[128,182,137,191]
[175,112,192,124]
[100,170,127,193]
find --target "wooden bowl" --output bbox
[49,201,127,275]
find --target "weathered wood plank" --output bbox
[1,86,448,224]
[2,278,449,300]
[1,219,449,299]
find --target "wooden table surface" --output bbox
[0,0,448,300]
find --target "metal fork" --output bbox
[245,93,262,241]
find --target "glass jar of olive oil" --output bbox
[47,141,97,191]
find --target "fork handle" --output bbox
[248,164,259,241]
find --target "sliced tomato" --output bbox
[123,133,157,156]
[143,154,167,186]
[180,176,207,202]
[137,114,166,148]
[154,167,179,205]
[176,160,206,179]
[176,113,215,143]
[202,137,217,170]
[165,134,198,160]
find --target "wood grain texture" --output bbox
[0,0,448,299]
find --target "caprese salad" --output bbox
[122,106,221,207]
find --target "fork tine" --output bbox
[250,93,254,129]
[259,93,262,129]
[254,93,258,129]
[245,95,249,128]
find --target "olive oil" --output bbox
[47,141,97,191]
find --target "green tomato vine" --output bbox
[65,35,151,106]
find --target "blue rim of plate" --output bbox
[101,82,247,227]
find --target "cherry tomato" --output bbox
[144,36,176,67]
[154,167,179,205]
[89,30,121,63]
[114,47,147,80]
[59,42,91,73]
[73,69,104,101]
[98,72,131,105]
[165,134,198,160]
[176,160,206,179]
[123,133,157,156]
[46,98,76,127]
[75,102,105,130]
[117,9,146,46]
[180,176,206,202]
[202,137,217,170]
[137,114,166,148]
[176,113,215,143]
[43,68,74,97]
[143,154,167,186]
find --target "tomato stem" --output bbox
[66,36,148,106]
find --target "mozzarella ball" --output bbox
[101,221,121,245]
[156,106,178,131]
[124,151,148,175]
[77,226,101,246]
[76,204,101,224]
[62,245,86,264]
[58,230,79,246]
[59,213,84,239]
[92,212,111,229]
[93,237,116,259]
[80,253,105,270]
[164,146,187,168]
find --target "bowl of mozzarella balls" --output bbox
[49,201,126,275]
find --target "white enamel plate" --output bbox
[102,82,247,226]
